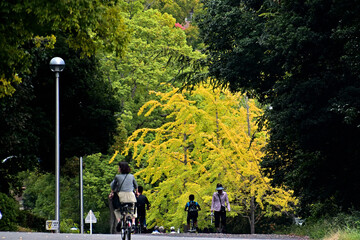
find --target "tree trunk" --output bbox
[245,95,256,234]
[250,195,255,234]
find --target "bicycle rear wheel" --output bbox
[126,219,131,240]
[120,220,126,240]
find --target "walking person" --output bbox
[136,186,150,232]
[185,194,201,231]
[109,161,138,232]
[211,183,230,233]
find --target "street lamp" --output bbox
[50,57,65,233]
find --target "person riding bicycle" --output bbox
[110,161,138,232]
[184,194,201,231]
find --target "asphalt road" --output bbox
[0,232,309,240]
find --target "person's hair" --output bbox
[138,186,144,194]
[118,161,131,174]
[189,194,194,201]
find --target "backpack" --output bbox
[188,201,198,212]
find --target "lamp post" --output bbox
[50,57,65,233]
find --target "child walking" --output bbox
[185,194,201,232]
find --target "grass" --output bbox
[277,214,360,240]
[324,229,360,240]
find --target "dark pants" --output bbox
[136,210,146,227]
[187,211,198,225]
[214,211,226,229]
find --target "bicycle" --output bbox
[117,203,134,240]
[135,218,142,234]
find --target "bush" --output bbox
[17,210,47,232]
[0,192,19,231]
[60,219,80,233]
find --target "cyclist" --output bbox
[110,161,138,232]
[184,194,201,231]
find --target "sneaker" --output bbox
[116,222,121,232]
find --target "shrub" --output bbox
[17,210,47,232]
[0,192,19,231]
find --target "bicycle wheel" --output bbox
[120,220,126,240]
[126,219,131,240]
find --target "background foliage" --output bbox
[124,83,297,232]
[197,0,360,215]
[3,0,360,236]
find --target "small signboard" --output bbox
[0,210,2,220]
[85,210,97,223]
[46,220,59,230]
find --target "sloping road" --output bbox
[0,232,309,240]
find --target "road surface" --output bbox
[0,232,309,240]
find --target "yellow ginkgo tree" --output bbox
[123,83,297,233]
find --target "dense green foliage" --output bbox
[1,0,205,233]
[0,193,19,231]
[6,0,360,236]
[0,46,121,193]
[99,6,204,151]
[0,0,128,193]
[0,0,129,98]
[197,0,360,214]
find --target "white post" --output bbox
[80,157,84,234]
[55,71,60,233]
[50,57,65,234]
[90,211,93,234]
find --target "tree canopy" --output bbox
[123,83,297,232]
[0,0,129,98]
[197,0,360,213]
[99,7,204,150]
[0,0,129,192]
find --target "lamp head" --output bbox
[50,57,65,72]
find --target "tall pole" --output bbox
[80,157,84,234]
[50,57,65,234]
[55,71,60,233]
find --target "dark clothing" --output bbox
[214,210,226,228]
[136,194,150,227]
[185,201,201,212]
[185,201,201,224]
[211,191,230,232]
[187,211,198,225]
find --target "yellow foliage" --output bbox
[0,74,22,98]
[123,82,297,230]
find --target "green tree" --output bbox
[123,83,297,232]
[1,0,129,192]
[21,155,119,233]
[0,193,19,231]
[197,0,360,213]
[0,45,121,193]
[0,0,129,98]
[99,7,204,148]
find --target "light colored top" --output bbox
[211,191,230,212]
[110,173,138,192]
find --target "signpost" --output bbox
[46,220,59,231]
[85,210,97,234]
